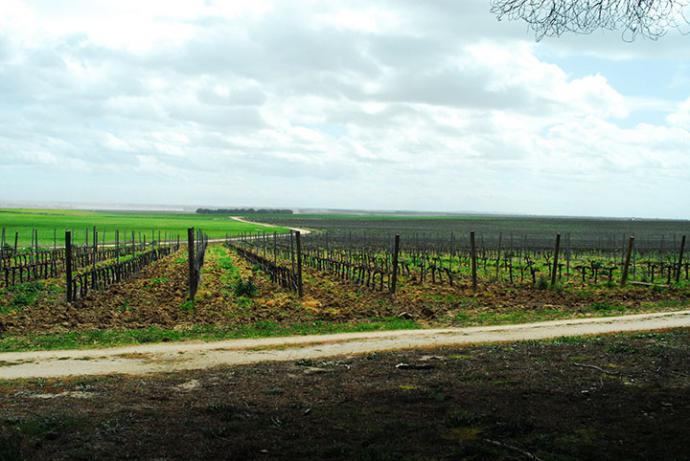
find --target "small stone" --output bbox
[175,379,201,391]
[395,362,434,370]
[419,355,445,362]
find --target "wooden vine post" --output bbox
[92,227,98,289]
[621,236,635,286]
[0,227,4,268]
[676,235,686,283]
[65,231,73,303]
[390,234,400,294]
[295,230,303,298]
[551,233,561,288]
[187,227,196,300]
[470,231,478,291]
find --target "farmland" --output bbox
[254,212,690,244]
[0,209,289,247]
[1,209,690,460]
[233,212,690,293]
[0,209,689,352]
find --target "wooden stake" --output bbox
[92,227,98,289]
[470,232,478,291]
[295,230,303,298]
[676,235,686,283]
[390,234,401,294]
[621,236,635,286]
[187,227,196,300]
[551,234,561,288]
[65,231,73,302]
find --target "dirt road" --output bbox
[1,310,688,380]
[230,216,312,235]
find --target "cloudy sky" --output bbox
[1,0,690,218]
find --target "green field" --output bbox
[0,209,289,247]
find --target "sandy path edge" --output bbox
[1,310,689,380]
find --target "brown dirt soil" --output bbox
[1,329,689,460]
[1,245,689,335]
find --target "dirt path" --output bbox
[230,216,312,235]
[1,310,689,380]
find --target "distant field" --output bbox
[0,209,289,247]
[252,213,690,244]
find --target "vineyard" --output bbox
[230,224,689,294]
[1,211,689,350]
[0,227,215,305]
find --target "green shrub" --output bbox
[234,278,258,298]
[536,275,549,290]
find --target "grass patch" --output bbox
[0,317,420,353]
[15,415,85,437]
[235,296,253,309]
[117,300,135,313]
[0,281,53,313]
[589,301,624,312]
[452,299,687,327]
[0,208,290,247]
[215,249,240,285]
[149,277,169,286]
[454,309,564,326]
[180,300,195,312]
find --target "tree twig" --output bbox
[483,438,544,461]
[572,362,620,376]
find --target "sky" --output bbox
[1,0,690,218]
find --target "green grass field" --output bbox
[0,209,289,247]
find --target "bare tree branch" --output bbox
[491,0,690,40]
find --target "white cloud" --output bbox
[0,0,688,217]
[667,97,690,129]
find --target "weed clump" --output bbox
[234,278,258,298]
[1,282,44,313]
[180,300,195,312]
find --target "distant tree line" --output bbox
[196,208,293,215]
